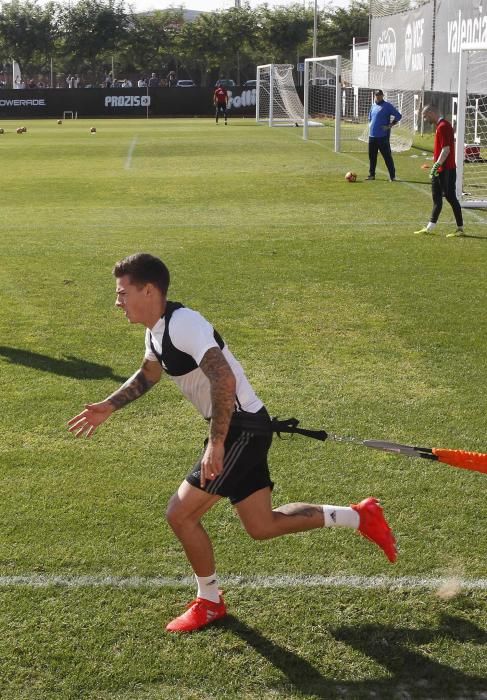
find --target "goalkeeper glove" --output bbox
[430,161,441,179]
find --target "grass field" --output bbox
[0,117,486,700]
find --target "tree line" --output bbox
[0,0,368,87]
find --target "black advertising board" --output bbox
[0,87,258,119]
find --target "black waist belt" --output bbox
[228,411,327,442]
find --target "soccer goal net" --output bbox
[256,64,304,126]
[455,44,487,208]
[303,56,418,153]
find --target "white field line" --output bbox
[307,138,487,225]
[124,135,138,170]
[0,574,486,590]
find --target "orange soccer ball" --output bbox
[345,171,357,182]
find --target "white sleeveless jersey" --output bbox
[144,305,263,419]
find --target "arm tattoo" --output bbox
[107,368,155,410]
[200,348,236,443]
[274,504,321,519]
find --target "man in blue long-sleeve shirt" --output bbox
[367,90,402,181]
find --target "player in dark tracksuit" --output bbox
[367,89,402,181]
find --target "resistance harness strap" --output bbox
[271,417,328,442]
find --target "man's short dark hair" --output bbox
[113,253,170,295]
[374,89,384,96]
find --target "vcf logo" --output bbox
[377,27,396,71]
[405,23,413,70]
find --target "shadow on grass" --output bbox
[461,233,487,240]
[221,614,331,698]
[223,613,487,698]
[0,346,126,382]
[417,233,487,241]
[355,179,430,185]
[331,613,487,697]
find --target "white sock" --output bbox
[426,222,436,232]
[195,573,220,603]
[322,505,360,529]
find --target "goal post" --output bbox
[455,43,487,208]
[303,55,341,151]
[256,64,304,126]
[256,64,270,125]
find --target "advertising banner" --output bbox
[370,2,434,90]
[434,0,487,93]
[0,87,256,119]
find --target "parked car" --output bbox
[312,77,336,86]
[243,79,257,88]
[176,79,196,87]
[215,79,236,89]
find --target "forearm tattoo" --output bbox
[107,369,155,410]
[200,348,236,443]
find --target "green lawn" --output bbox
[0,118,486,699]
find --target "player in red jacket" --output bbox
[213,85,229,125]
[414,104,464,238]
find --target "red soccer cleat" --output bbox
[351,497,397,563]
[166,595,227,633]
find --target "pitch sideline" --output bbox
[0,573,486,590]
[124,135,138,170]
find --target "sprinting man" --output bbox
[68,253,397,633]
[214,84,229,124]
[367,89,402,181]
[414,104,464,238]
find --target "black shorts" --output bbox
[216,103,227,114]
[186,408,273,504]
